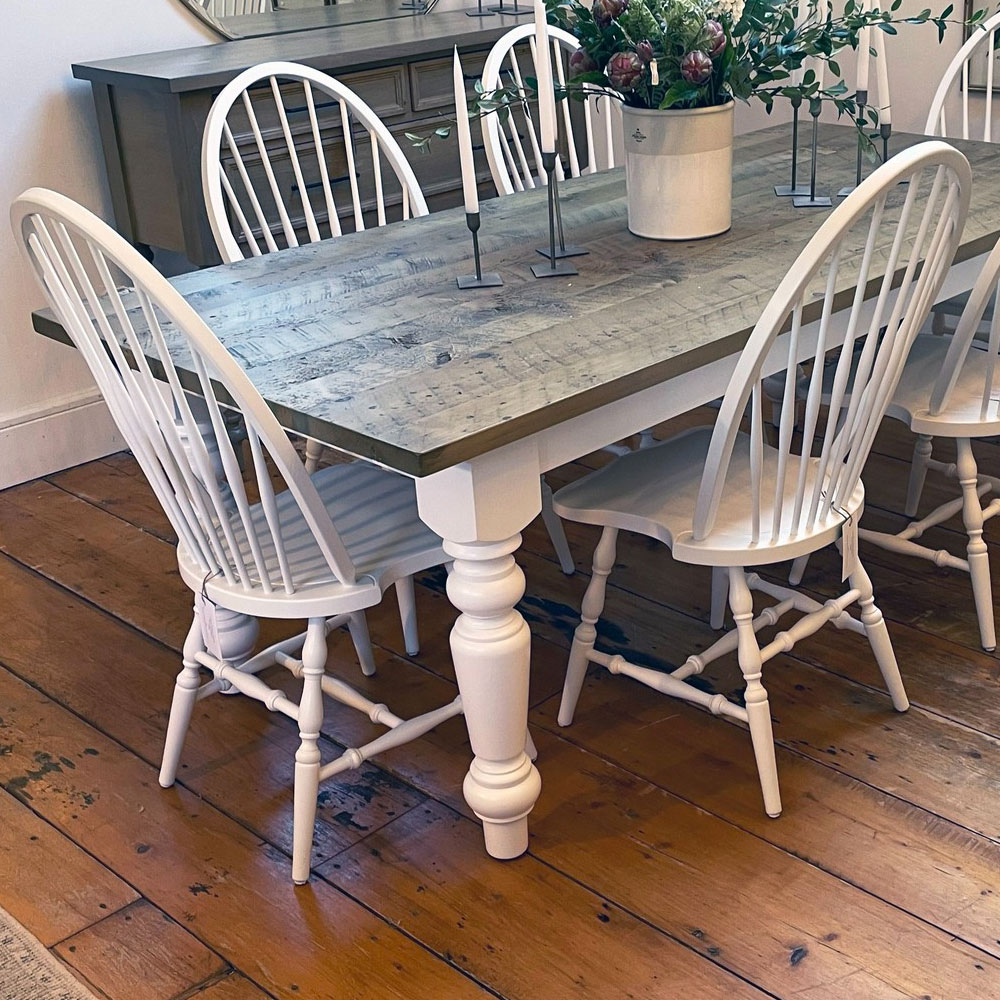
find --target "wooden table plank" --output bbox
[32,125,1000,476]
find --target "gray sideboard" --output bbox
[73,14,524,266]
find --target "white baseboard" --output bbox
[0,391,124,490]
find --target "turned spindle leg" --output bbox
[292,618,327,884]
[559,526,618,727]
[957,438,996,652]
[445,536,541,858]
[729,567,781,818]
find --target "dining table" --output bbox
[32,121,1000,861]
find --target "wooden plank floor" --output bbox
[2,410,1000,999]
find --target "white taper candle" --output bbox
[856,0,871,94]
[873,25,891,124]
[453,47,479,214]
[533,0,557,153]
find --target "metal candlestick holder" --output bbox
[457,212,503,288]
[879,123,909,185]
[465,0,495,16]
[793,100,832,209]
[532,152,579,278]
[837,90,868,198]
[775,96,809,197]
[537,171,589,259]
[489,0,533,14]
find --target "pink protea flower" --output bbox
[635,39,655,64]
[569,48,598,75]
[701,19,727,58]
[592,0,628,26]
[680,49,713,84]
[607,50,644,90]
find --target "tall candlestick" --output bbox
[856,0,870,93]
[453,48,479,214]
[533,0,557,154]
[873,25,891,124]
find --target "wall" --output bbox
[0,1,215,489]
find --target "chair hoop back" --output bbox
[12,188,359,595]
[925,11,1000,141]
[480,24,621,196]
[693,141,971,547]
[931,236,1000,419]
[202,61,429,263]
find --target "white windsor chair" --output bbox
[480,24,622,195]
[924,11,1000,335]
[13,188,461,884]
[202,61,429,472]
[552,142,971,818]
[481,26,635,576]
[847,237,1000,652]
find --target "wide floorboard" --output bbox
[1,411,999,1000]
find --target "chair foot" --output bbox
[541,476,575,575]
[729,568,781,818]
[851,561,909,712]
[347,611,376,677]
[788,554,809,586]
[159,615,205,788]
[292,619,326,885]
[395,576,420,656]
[558,527,617,726]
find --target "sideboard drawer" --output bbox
[409,51,489,113]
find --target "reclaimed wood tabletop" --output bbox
[32,123,1000,477]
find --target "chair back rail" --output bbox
[925,12,1000,142]
[693,142,971,547]
[203,61,428,263]
[480,24,621,196]
[932,236,1000,419]
[13,189,359,595]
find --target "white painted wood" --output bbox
[853,235,1000,651]
[410,439,542,858]
[552,143,970,815]
[444,534,541,858]
[926,11,1000,143]
[480,24,621,196]
[12,187,460,882]
[201,0,271,15]
[202,60,429,263]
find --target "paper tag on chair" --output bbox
[841,513,859,582]
[195,592,223,660]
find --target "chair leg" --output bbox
[159,612,205,788]
[851,560,909,711]
[395,576,420,656]
[292,617,327,885]
[905,434,934,518]
[710,566,727,629]
[638,428,657,449]
[957,438,997,652]
[558,527,618,727]
[788,554,809,586]
[347,611,376,677]
[304,438,323,475]
[729,568,781,818]
[541,476,575,575]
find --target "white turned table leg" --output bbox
[445,536,541,858]
[414,441,544,859]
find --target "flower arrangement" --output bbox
[551,0,967,119]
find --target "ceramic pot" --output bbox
[622,101,734,240]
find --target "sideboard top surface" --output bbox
[72,12,517,93]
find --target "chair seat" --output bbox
[178,461,445,618]
[884,334,1000,436]
[552,426,863,567]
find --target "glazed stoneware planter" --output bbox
[622,101,734,240]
